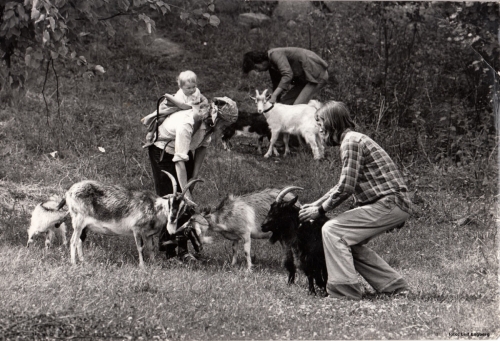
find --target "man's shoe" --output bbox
[383,288,410,298]
[363,288,410,300]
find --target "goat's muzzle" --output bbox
[261,220,272,233]
[175,222,203,253]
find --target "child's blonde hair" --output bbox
[177,70,197,87]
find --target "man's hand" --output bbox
[298,206,322,222]
[301,202,319,209]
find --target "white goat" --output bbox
[27,196,69,248]
[252,89,324,160]
[179,188,299,271]
[57,172,202,268]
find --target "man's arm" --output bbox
[175,161,191,199]
[299,134,362,221]
[269,50,293,103]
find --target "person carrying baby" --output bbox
[142,70,204,148]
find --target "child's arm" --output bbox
[163,93,192,110]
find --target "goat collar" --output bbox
[263,103,274,113]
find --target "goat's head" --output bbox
[161,171,204,235]
[261,186,303,243]
[250,89,271,114]
[177,213,213,253]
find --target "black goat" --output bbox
[221,111,274,154]
[261,186,329,295]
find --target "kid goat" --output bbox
[252,89,324,160]
[56,171,202,268]
[179,188,298,271]
[261,186,329,295]
[27,196,69,248]
[221,111,277,155]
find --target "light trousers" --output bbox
[322,195,409,300]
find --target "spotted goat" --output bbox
[56,172,202,268]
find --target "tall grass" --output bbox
[0,8,498,340]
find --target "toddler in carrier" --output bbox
[142,70,203,148]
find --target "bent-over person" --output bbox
[148,96,237,263]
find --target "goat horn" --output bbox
[276,186,304,203]
[184,197,198,207]
[255,89,259,97]
[161,171,178,194]
[181,178,204,197]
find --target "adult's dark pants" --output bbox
[148,145,195,259]
[277,80,308,105]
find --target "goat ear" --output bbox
[250,96,256,101]
[265,95,271,102]
[289,195,299,206]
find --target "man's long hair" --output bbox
[316,101,355,146]
[242,51,268,74]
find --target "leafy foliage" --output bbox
[0,0,219,86]
[295,2,499,167]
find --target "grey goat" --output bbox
[56,172,202,268]
[180,188,299,271]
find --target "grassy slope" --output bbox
[0,11,498,341]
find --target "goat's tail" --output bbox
[56,198,66,211]
[307,100,322,110]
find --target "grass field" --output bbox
[0,9,499,341]
[1,147,498,340]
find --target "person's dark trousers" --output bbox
[276,81,308,148]
[148,145,194,258]
[278,81,307,105]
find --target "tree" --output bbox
[0,0,220,94]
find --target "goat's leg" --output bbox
[306,272,317,295]
[242,234,253,272]
[143,234,155,262]
[257,136,264,154]
[231,240,239,266]
[298,135,307,149]
[58,222,68,247]
[303,133,322,160]
[222,139,231,151]
[76,231,85,263]
[133,230,146,269]
[264,131,280,158]
[45,229,55,249]
[314,268,327,292]
[315,134,325,158]
[283,247,296,284]
[283,133,291,157]
[70,218,84,265]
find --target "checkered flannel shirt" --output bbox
[321,130,411,213]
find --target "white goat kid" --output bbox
[57,172,201,268]
[252,89,324,160]
[27,196,69,248]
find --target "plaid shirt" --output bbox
[321,130,411,213]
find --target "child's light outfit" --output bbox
[141,88,201,148]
